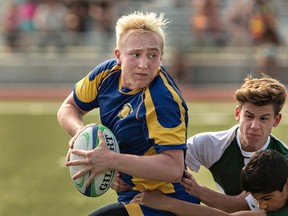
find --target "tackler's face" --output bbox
[114,31,163,90]
[235,102,281,151]
[252,180,288,212]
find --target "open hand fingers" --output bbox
[111,173,131,192]
[71,165,90,180]
[130,193,143,204]
[66,149,88,166]
[66,148,72,162]
[97,130,106,146]
[69,123,97,148]
[84,172,98,188]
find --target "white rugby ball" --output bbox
[69,123,120,197]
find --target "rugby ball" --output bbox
[69,123,120,197]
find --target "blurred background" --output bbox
[0,1,288,215]
[0,0,288,97]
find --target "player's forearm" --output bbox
[165,199,264,216]
[197,186,249,212]
[159,196,231,216]
[110,151,184,183]
[134,191,247,216]
[57,103,85,137]
[57,92,88,137]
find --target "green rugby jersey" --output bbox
[267,204,288,216]
[186,124,288,209]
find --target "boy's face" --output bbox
[235,102,281,151]
[252,181,288,212]
[114,31,163,90]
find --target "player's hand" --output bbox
[131,190,167,210]
[181,170,201,198]
[66,130,115,188]
[66,123,96,162]
[111,173,131,192]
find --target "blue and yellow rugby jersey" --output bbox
[73,59,199,206]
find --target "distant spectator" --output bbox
[166,48,190,83]
[64,0,90,45]
[1,1,21,52]
[225,0,251,46]
[248,0,283,79]
[88,0,118,38]
[87,0,118,52]
[19,0,37,32]
[18,0,37,48]
[32,0,68,52]
[190,0,225,46]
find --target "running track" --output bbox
[0,84,237,102]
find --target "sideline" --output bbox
[0,84,237,102]
[0,101,61,115]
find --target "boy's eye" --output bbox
[262,197,271,201]
[132,53,140,57]
[245,114,253,119]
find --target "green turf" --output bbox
[0,101,287,216]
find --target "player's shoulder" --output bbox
[97,59,118,70]
[269,135,288,153]
[89,59,119,78]
[270,135,288,147]
[148,65,185,103]
[188,125,238,146]
[186,126,239,171]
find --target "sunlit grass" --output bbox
[0,101,287,215]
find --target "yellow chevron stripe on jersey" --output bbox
[131,178,175,194]
[75,69,112,103]
[124,203,144,216]
[75,75,97,103]
[145,73,186,145]
[130,146,175,193]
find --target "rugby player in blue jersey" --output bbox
[57,11,199,216]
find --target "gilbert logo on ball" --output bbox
[69,123,120,197]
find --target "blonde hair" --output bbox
[115,11,169,51]
[234,74,287,115]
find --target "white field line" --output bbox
[0,101,61,115]
[0,102,232,125]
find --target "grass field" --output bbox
[0,101,287,216]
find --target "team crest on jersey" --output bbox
[118,103,133,120]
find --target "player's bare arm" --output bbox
[182,171,249,212]
[66,129,185,187]
[57,92,88,137]
[131,191,266,216]
[111,173,131,192]
[131,190,230,216]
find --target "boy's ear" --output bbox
[272,113,282,127]
[285,179,288,192]
[235,106,240,121]
[114,49,121,65]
